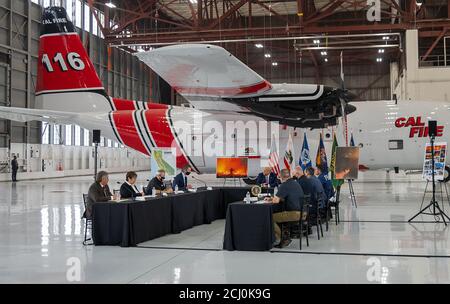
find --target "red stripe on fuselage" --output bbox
[111,111,148,155]
[144,108,189,168]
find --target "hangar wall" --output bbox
[392,30,450,102]
[0,0,152,181]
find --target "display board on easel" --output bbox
[150,148,177,178]
[422,142,447,181]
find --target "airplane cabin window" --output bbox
[388,140,404,150]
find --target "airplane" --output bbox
[0,6,449,183]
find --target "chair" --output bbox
[313,192,324,240]
[298,195,310,250]
[279,196,310,250]
[82,194,93,246]
[328,190,341,225]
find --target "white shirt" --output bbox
[126,181,140,194]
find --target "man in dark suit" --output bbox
[120,171,144,199]
[86,171,113,219]
[256,167,279,188]
[172,165,192,191]
[293,166,313,196]
[315,167,335,201]
[11,155,18,182]
[305,166,326,217]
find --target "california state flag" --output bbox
[283,132,295,173]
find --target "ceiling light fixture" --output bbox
[265,54,271,58]
[255,43,263,48]
[105,2,116,8]
[272,62,278,66]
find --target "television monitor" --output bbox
[216,157,248,178]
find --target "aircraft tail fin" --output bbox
[36,7,112,113]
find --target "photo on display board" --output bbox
[216,157,248,178]
[422,142,447,181]
[335,147,360,180]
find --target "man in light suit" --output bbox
[172,165,192,191]
[256,167,279,188]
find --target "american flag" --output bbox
[269,135,281,176]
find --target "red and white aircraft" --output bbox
[0,7,449,180]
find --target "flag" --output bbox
[300,133,312,171]
[269,135,281,176]
[283,132,295,172]
[350,133,355,147]
[330,132,344,189]
[315,133,329,175]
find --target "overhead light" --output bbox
[105,2,116,8]
[189,0,198,3]
[272,62,278,66]
[376,58,383,62]
[382,36,390,40]
[313,39,320,44]
[324,58,328,62]
[255,43,263,48]
[264,54,271,58]
[320,51,327,56]
[416,0,423,7]
[378,49,385,53]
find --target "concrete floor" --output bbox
[1,172,450,284]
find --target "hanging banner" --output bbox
[422,142,447,181]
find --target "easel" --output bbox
[347,179,357,208]
[223,178,242,187]
[409,130,450,225]
[419,180,450,215]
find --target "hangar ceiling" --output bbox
[85,0,450,100]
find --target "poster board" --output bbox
[335,147,360,180]
[422,142,447,181]
[150,148,177,178]
[216,157,248,178]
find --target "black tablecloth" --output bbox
[223,202,275,251]
[92,187,250,247]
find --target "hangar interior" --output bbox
[0,0,450,284]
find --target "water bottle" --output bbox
[152,187,156,196]
[273,186,278,196]
[245,191,251,204]
[175,184,178,193]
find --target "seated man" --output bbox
[256,167,279,188]
[265,169,304,248]
[86,171,113,219]
[305,166,326,214]
[172,165,192,191]
[293,166,312,196]
[315,167,335,201]
[146,169,173,195]
[120,171,144,199]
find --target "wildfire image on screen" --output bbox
[216,157,248,178]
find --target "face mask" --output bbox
[161,176,165,180]
[185,171,191,176]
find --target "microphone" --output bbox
[191,175,209,190]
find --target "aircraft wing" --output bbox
[0,106,78,124]
[135,44,272,99]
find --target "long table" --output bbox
[91,187,250,247]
